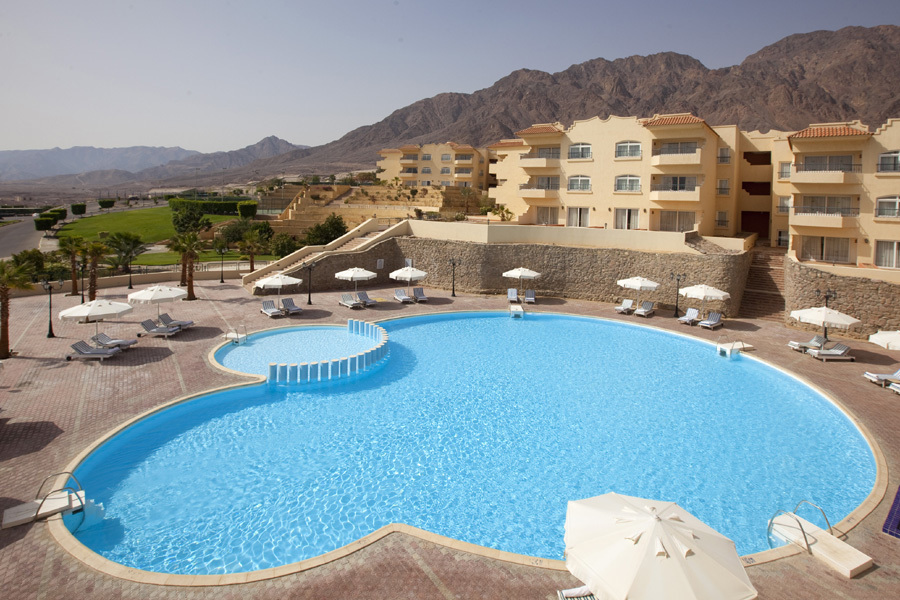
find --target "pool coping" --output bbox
[47,310,889,585]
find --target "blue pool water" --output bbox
[65,312,876,575]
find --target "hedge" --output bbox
[168,198,255,215]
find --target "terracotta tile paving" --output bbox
[1,280,899,599]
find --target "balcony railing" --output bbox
[716,187,730,195]
[520,150,561,160]
[877,163,900,173]
[653,148,698,156]
[650,183,698,192]
[876,207,900,217]
[792,206,859,217]
[520,182,560,190]
[794,163,862,173]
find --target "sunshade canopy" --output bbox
[254,273,302,289]
[679,284,730,301]
[389,266,427,282]
[789,306,860,329]
[127,285,188,305]
[869,330,900,350]
[565,493,757,600]
[617,277,660,291]
[502,267,540,280]
[58,299,133,323]
[335,267,376,282]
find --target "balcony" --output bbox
[791,206,859,228]
[454,170,473,179]
[651,148,702,167]
[399,170,418,179]
[791,163,861,185]
[519,183,559,199]
[400,155,418,164]
[519,151,560,170]
[649,183,700,202]
[454,157,474,165]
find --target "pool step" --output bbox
[2,490,86,529]
[771,513,873,578]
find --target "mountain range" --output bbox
[2,24,899,198]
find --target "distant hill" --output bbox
[0,146,198,181]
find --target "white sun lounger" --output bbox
[699,311,724,329]
[260,300,283,318]
[788,335,826,353]
[66,340,122,361]
[614,299,634,314]
[340,293,363,309]
[159,313,194,329]
[356,291,377,306]
[280,298,303,315]
[138,319,181,337]
[91,332,137,349]
[863,368,900,387]
[507,288,519,303]
[808,343,854,362]
[678,307,700,326]
[634,301,655,318]
[413,287,429,302]
[394,289,413,303]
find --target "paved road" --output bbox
[0,216,43,260]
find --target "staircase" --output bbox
[740,246,787,320]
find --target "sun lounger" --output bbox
[280,297,303,315]
[808,342,855,362]
[260,300,283,318]
[138,319,180,337]
[508,288,519,303]
[524,289,536,304]
[394,289,413,303]
[614,299,634,314]
[863,368,900,387]
[91,332,137,349]
[413,287,429,302]
[677,307,700,326]
[66,340,121,361]
[699,311,723,329]
[339,293,363,309]
[889,382,900,395]
[788,334,826,353]
[159,313,194,329]
[634,301,655,318]
[356,291,377,307]
[557,586,596,600]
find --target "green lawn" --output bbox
[57,207,234,244]
[133,251,277,266]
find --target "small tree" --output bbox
[34,217,54,236]
[83,241,108,301]
[171,202,212,234]
[410,188,419,201]
[237,229,267,272]
[303,213,348,246]
[237,201,258,219]
[269,232,299,258]
[58,235,86,296]
[0,260,34,359]
[167,232,204,300]
[106,232,149,274]
[98,198,116,211]
[71,203,87,218]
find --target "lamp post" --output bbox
[215,237,227,284]
[671,272,686,318]
[42,278,64,338]
[79,262,86,303]
[449,258,461,297]
[305,262,316,305]
[816,288,837,340]
[127,255,134,290]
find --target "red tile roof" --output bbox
[514,124,564,136]
[642,114,705,127]
[488,139,526,149]
[378,148,401,154]
[789,125,872,139]
[399,144,421,151]
[448,142,475,151]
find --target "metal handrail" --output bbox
[793,500,833,535]
[767,509,813,553]
[793,163,862,173]
[650,183,698,192]
[792,207,860,217]
[34,471,82,500]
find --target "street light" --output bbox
[305,262,316,305]
[127,255,134,290]
[815,288,837,340]
[670,272,686,318]
[449,258,461,297]
[79,261,86,303]
[41,278,64,338]
[215,237,228,284]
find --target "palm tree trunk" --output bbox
[186,255,196,300]
[69,256,79,296]
[89,260,99,301]
[249,252,255,272]
[0,290,11,359]
[180,256,188,286]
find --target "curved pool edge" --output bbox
[47,309,889,585]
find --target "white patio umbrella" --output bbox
[679,284,731,318]
[616,276,660,307]
[565,493,758,600]
[254,272,302,303]
[869,330,900,350]
[59,299,134,335]
[503,267,540,295]
[389,266,427,294]
[335,267,376,292]
[127,284,188,318]
[790,305,860,341]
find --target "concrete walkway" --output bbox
[0,281,898,599]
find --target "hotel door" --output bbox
[741,211,770,240]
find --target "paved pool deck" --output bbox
[1,280,898,599]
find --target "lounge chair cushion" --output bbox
[261,300,283,317]
[394,289,413,303]
[634,301,655,317]
[413,287,429,302]
[678,307,700,325]
[699,311,723,329]
[614,299,634,314]
[508,288,519,303]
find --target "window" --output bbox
[615,175,641,192]
[777,230,789,247]
[875,241,900,268]
[716,179,730,195]
[876,196,900,217]
[420,180,431,187]
[536,206,559,225]
[531,176,559,190]
[456,154,473,161]
[660,176,697,191]
[401,154,418,161]
[777,196,791,214]
[421,167,431,174]
[615,141,641,158]
[455,168,472,174]
[537,147,561,159]
[801,154,853,172]
[401,168,418,174]
[568,143,592,159]
[800,236,850,262]
[421,153,431,161]
[716,211,728,227]
[615,208,639,230]
[659,210,696,232]
[568,175,591,191]
[441,154,451,162]
[441,180,451,187]
[659,141,698,155]
[567,207,590,227]
[778,162,792,179]
[796,195,852,215]
[440,167,451,175]
[717,148,731,164]
[878,151,900,173]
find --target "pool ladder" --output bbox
[716,335,748,357]
[766,500,832,551]
[1,471,86,531]
[224,324,249,344]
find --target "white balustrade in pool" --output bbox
[267,319,389,384]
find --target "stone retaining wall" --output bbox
[783,257,900,338]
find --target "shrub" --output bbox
[237,201,258,219]
[98,198,116,210]
[71,203,86,216]
[454,212,467,221]
[34,217,54,233]
[413,208,423,219]
[269,232,299,257]
[48,208,67,221]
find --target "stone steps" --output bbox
[740,247,788,320]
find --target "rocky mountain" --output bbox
[0,145,198,181]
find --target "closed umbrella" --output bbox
[790,306,860,341]
[335,267,376,292]
[679,284,731,318]
[254,273,302,303]
[503,267,540,296]
[869,330,900,350]
[127,285,188,318]
[389,266,427,294]
[59,299,134,335]
[565,493,757,600]
[617,276,660,307]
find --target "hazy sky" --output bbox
[2,0,898,153]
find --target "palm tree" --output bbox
[83,241,108,301]
[0,259,34,359]
[57,235,86,297]
[106,231,149,289]
[168,232,205,300]
[237,229,267,272]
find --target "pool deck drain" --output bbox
[1,281,899,599]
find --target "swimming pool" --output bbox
[64,312,876,576]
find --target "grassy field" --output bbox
[57,207,234,244]
[133,251,277,266]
